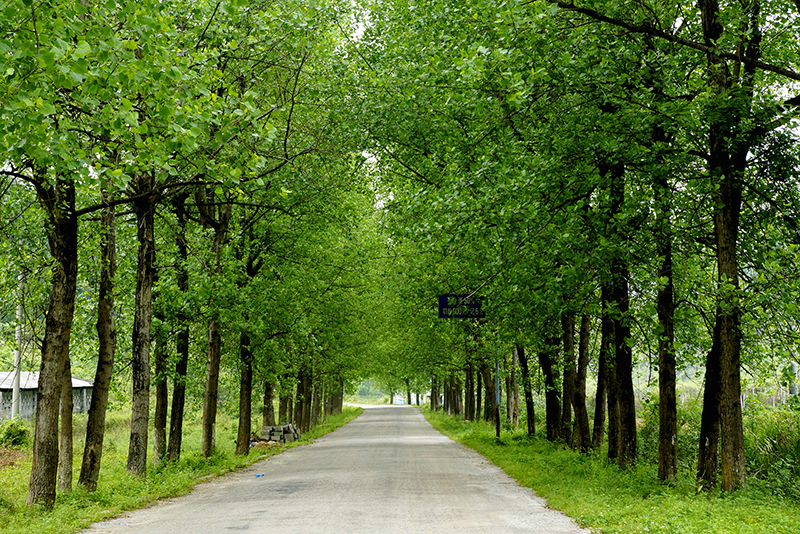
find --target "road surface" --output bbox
[82,406,589,533]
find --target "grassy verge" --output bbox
[0,406,362,534]
[422,409,800,534]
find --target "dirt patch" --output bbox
[0,448,28,470]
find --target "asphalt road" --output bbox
[82,406,589,533]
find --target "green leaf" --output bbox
[73,41,92,59]
[40,102,56,116]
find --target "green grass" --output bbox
[0,406,362,534]
[422,409,800,534]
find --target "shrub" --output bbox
[0,417,29,447]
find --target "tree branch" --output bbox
[529,0,800,82]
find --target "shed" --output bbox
[0,372,93,420]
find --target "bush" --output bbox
[744,402,800,499]
[0,418,29,447]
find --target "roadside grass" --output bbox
[0,406,362,534]
[423,409,800,534]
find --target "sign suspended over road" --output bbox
[438,294,485,319]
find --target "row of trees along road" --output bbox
[1,0,380,507]
[349,0,800,494]
[2,0,800,509]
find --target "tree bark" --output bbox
[79,201,117,491]
[561,313,576,444]
[538,337,562,442]
[516,344,536,437]
[480,360,495,424]
[128,173,157,477]
[262,381,276,432]
[167,193,190,462]
[510,349,519,428]
[58,355,73,493]
[28,175,78,507]
[698,314,722,490]
[601,280,619,460]
[475,371,481,419]
[465,361,475,421]
[591,308,609,450]
[698,0,757,491]
[573,313,592,453]
[611,170,637,469]
[235,331,254,455]
[198,187,231,457]
[152,307,168,464]
[654,143,678,483]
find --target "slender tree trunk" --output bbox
[609,162,637,469]
[538,337,562,442]
[167,194,190,462]
[561,313,576,444]
[602,280,619,460]
[79,201,117,491]
[27,175,78,507]
[698,314,723,490]
[480,361,495,424]
[127,174,157,477]
[465,362,475,421]
[279,387,290,423]
[573,313,592,453]
[654,153,678,483]
[698,0,757,493]
[152,307,168,464]
[199,189,230,458]
[262,381,276,432]
[475,370,482,419]
[58,356,73,492]
[405,379,412,406]
[510,349,519,428]
[235,332,254,455]
[516,344,535,437]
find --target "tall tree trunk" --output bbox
[405,379,412,406]
[480,361,495,424]
[465,361,475,421]
[573,313,592,453]
[592,305,610,450]
[602,281,619,461]
[152,307,168,464]
[128,174,157,477]
[538,337,562,442]
[79,201,117,491]
[27,175,78,507]
[475,370,482,419]
[698,314,723,490]
[431,377,439,411]
[58,355,73,492]
[279,385,291,423]
[608,161,637,469]
[199,188,230,458]
[167,194,190,462]
[510,349,519,428]
[262,381,276,432]
[654,151,678,483]
[516,344,536,437]
[561,313,576,444]
[698,0,758,493]
[235,331,254,455]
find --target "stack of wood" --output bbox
[261,423,300,444]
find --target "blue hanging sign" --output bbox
[438,294,486,319]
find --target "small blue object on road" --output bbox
[255,474,264,478]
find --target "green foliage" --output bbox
[744,403,800,500]
[0,418,29,448]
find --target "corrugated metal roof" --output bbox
[0,371,93,390]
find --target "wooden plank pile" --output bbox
[261,423,300,444]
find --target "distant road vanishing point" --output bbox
[82,405,589,534]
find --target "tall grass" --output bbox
[0,406,361,534]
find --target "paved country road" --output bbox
[82,406,589,533]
